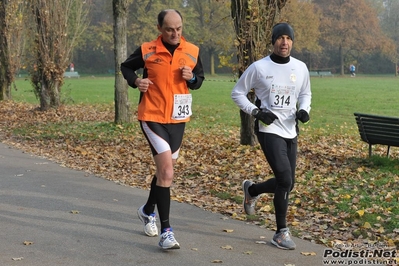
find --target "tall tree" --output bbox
[380,0,399,75]
[280,0,321,54]
[0,1,10,101]
[279,0,321,71]
[188,0,235,75]
[231,0,288,145]
[29,0,90,110]
[126,0,185,51]
[314,0,392,75]
[113,0,131,123]
[0,0,27,101]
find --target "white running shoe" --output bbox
[137,205,158,237]
[271,228,296,250]
[158,228,180,250]
[242,180,260,215]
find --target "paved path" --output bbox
[0,143,327,266]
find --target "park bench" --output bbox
[309,71,334,77]
[64,71,80,78]
[318,71,334,77]
[354,112,399,157]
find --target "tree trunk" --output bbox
[40,79,50,111]
[231,0,286,145]
[0,0,10,101]
[240,92,256,145]
[238,40,256,145]
[51,80,61,107]
[113,0,131,124]
[210,51,215,75]
[0,82,7,101]
[30,0,89,110]
[340,45,344,75]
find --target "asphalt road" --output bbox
[0,142,328,266]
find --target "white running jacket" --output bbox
[231,56,312,139]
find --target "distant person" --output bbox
[120,9,204,250]
[231,22,312,250]
[350,64,355,77]
[70,63,75,72]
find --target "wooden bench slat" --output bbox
[358,134,399,145]
[359,128,399,134]
[357,126,399,136]
[319,71,334,77]
[354,112,399,157]
[63,72,80,78]
[354,113,399,121]
[363,136,399,145]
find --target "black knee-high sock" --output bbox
[155,185,171,232]
[144,175,157,215]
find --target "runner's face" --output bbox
[158,12,182,46]
[273,35,293,57]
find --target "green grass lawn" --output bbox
[12,76,122,105]
[310,76,399,130]
[12,74,399,134]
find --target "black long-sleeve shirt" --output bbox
[121,39,205,90]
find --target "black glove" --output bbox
[254,110,278,125]
[296,109,310,124]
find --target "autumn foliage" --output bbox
[1,101,398,249]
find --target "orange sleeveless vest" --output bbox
[138,36,199,123]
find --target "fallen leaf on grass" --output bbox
[363,222,371,229]
[356,209,365,217]
[387,239,396,247]
[259,205,271,212]
[301,251,316,256]
[376,226,385,233]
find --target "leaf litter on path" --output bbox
[1,102,399,249]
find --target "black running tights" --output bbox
[254,132,297,232]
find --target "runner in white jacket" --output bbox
[231,22,312,250]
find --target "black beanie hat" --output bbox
[272,23,294,45]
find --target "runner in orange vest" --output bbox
[121,9,205,250]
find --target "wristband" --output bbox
[188,74,196,83]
